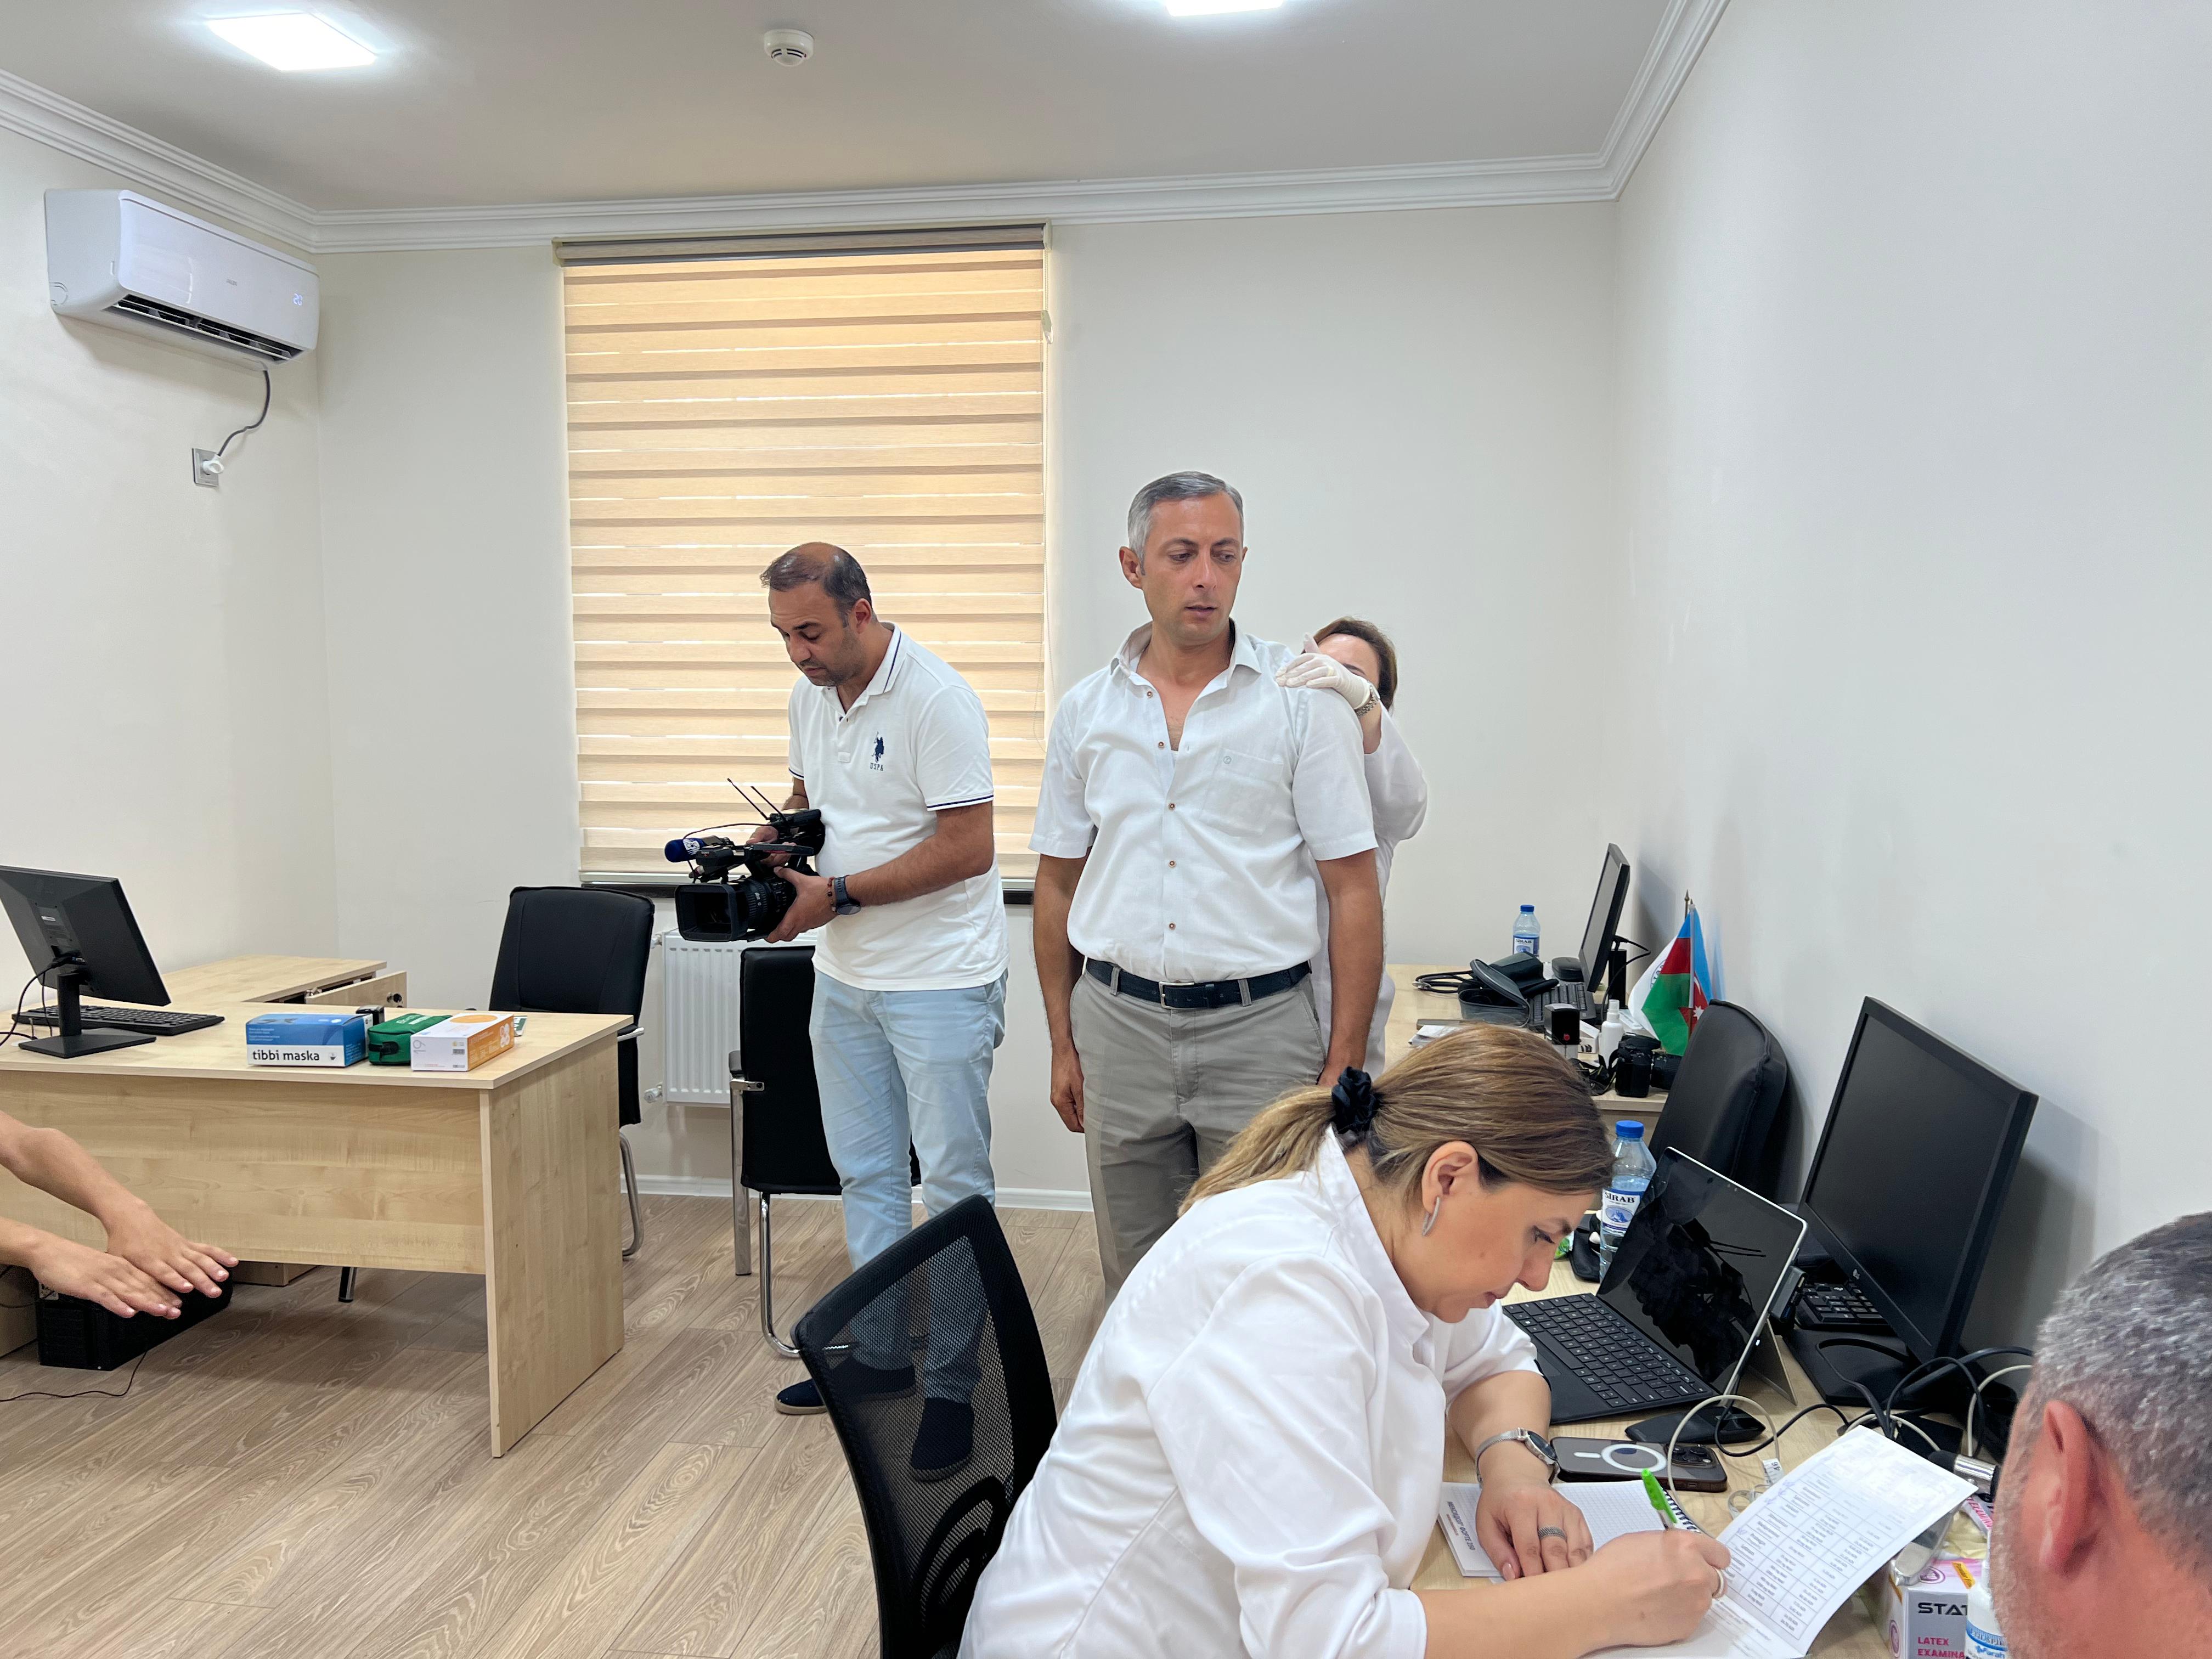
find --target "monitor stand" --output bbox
[19,964,152,1059]
[1785,1321,1918,1407]
[1629,1403,1768,1446]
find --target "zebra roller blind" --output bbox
[562,229,1047,879]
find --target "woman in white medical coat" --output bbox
[963,1028,1730,1659]
[1279,618,1427,1075]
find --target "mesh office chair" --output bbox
[793,1196,1056,1659]
[1647,1001,1790,1197]
[730,943,918,1356]
[337,885,654,1302]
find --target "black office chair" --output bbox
[337,885,655,1302]
[794,1196,1056,1659]
[1647,1001,1790,1197]
[730,944,919,1357]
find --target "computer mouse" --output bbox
[1570,1214,1602,1283]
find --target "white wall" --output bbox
[308,207,1621,1203]
[1612,1,2212,1342]
[314,247,580,1009]
[0,127,334,989]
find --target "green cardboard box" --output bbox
[366,1012,448,1065]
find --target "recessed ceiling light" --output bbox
[206,13,377,71]
[1165,0,1284,15]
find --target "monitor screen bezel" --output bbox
[1798,998,2038,1362]
[1577,844,1631,984]
[0,866,170,1008]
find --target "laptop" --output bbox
[1504,1150,1806,1424]
[1526,844,1630,1026]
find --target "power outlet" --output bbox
[191,448,222,488]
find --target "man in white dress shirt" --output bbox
[1031,472,1384,1294]
[754,544,1008,1483]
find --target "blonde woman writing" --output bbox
[963,1029,1728,1659]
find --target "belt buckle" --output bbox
[1157,978,1195,1008]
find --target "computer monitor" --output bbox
[1573,844,1632,986]
[1798,998,2037,1371]
[0,866,170,1058]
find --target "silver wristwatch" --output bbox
[1471,1428,1559,1483]
[831,875,862,917]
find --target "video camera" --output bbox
[667,782,829,942]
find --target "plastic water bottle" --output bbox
[1511,905,1541,958]
[1598,1121,1655,1278]
[1965,1581,2006,1657]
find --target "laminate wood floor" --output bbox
[0,1197,1106,1659]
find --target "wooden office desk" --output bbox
[161,954,392,1005]
[1385,964,1664,1127]
[0,1003,627,1456]
[1412,1260,1963,1656]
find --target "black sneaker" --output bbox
[910,1398,974,1482]
[774,1359,917,1416]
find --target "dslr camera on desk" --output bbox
[666,782,828,943]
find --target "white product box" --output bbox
[410,1011,516,1072]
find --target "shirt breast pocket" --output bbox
[1202,746,1288,832]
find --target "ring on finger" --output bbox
[1714,1567,1729,1600]
[1536,1527,1568,1542]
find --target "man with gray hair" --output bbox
[1991,1210,2212,1657]
[1032,471,1383,1294]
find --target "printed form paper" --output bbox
[1437,1480,1664,1578]
[1587,1429,1973,1659]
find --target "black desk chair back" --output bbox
[490,886,657,1257]
[794,1196,1055,1659]
[730,944,917,1356]
[1647,1001,1789,1197]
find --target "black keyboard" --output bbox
[1506,1294,1707,1412]
[18,1006,225,1036]
[1793,1281,1889,1331]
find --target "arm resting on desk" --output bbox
[0,1108,236,1313]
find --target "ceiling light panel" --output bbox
[1164,0,1284,15]
[207,14,377,71]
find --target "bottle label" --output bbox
[1512,936,1540,956]
[1601,1187,1643,1234]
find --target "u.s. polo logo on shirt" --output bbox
[870,735,886,771]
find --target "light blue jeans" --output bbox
[809,967,1006,1399]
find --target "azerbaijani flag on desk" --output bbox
[1631,903,1714,1055]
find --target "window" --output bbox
[560,227,1048,881]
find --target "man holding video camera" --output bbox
[754,543,1008,1482]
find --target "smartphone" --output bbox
[1552,1436,1729,1493]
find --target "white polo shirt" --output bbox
[1030,623,1376,983]
[787,625,1007,991]
[961,1132,1542,1659]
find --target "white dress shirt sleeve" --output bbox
[913,684,996,810]
[1145,1260,1429,1659]
[1363,710,1429,851]
[1292,695,1380,864]
[1434,1304,1544,1401]
[1029,693,1095,858]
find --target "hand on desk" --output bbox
[104,1201,236,1301]
[1478,1467,1594,1578]
[1583,1532,1733,1650]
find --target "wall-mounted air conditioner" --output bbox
[44,189,319,367]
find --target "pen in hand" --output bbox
[1641,1468,1705,1534]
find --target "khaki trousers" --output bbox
[1073,970,1324,1297]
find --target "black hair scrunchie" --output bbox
[1329,1068,1379,1138]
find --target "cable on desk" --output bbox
[1967,1363,2034,1464]
[0,967,46,1050]
[1662,1391,1779,1519]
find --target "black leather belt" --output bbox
[1085,958,1311,1012]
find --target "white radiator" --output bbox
[659,931,745,1104]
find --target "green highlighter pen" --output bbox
[1640,1469,1703,1534]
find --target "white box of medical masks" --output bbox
[1882,1558,1980,1659]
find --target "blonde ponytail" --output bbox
[1183,1024,1612,1215]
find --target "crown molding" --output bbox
[0,69,317,251]
[0,0,1725,257]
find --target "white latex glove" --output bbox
[1275,635,1374,710]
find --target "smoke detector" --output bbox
[763,28,814,65]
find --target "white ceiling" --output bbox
[3,0,1677,212]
